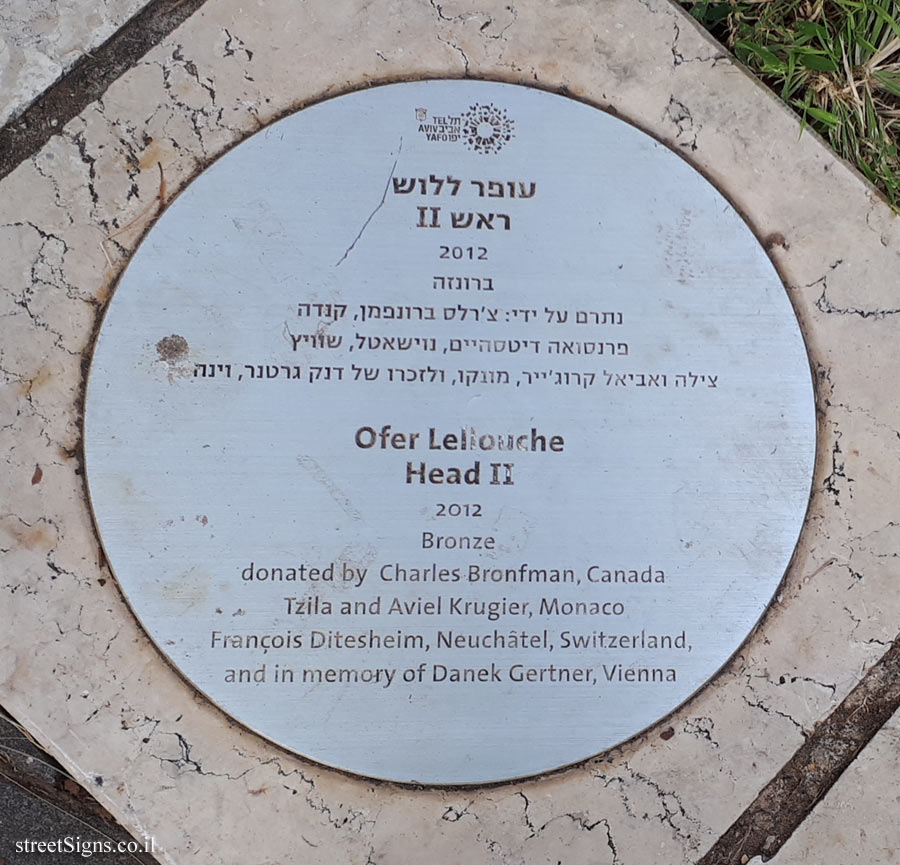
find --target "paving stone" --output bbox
[767,711,900,864]
[0,0,153,125]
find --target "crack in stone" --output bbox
[482,5,518,41]
[428,0,464,22]
[841,560,864,585]
[441,800,476,822]
[826,400,900,443]
[683,716,720,747]
[222,28,254,61]
[152,48,225,162]
[663,96,700,151]
[775,674,837,695]
[505,792,623,861]
[845,607,890,647]
[30,156,76,226]
[594,764,702,851]
[670,17,729,66]
[864,204,892,247]
[742,693,809,737]
[671,21,685,66]
[438,36,471,73]
[171,44,217,103]
[820,417,853,507]
[66,129,100,205]
[151,732,249,780]
[516,790,536,837]
[127,715,162,744]
[426,0,489,66]
[503,60,540,82]
[234,752,375,833]
[814,274,900,319]
[9,273,85,351]
[0,514,61,563]
[103,630,120,655]
[813,361,834,406]
[542,813,620,863]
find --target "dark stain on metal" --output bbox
[697,632,900,864]
[0,0,212,183]
[156,334,189,363]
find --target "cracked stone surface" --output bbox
[0,0,154,126]
[1,0,899,862]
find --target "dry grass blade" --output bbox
[843,43,866,126]
[867,33,900,65]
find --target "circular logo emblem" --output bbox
[462,102,515,154]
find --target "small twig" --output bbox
[0,743,75,778]
[102,161,167,257]
[98,234,114,269]
[0,708,46,752]
[157,160,167,205]
[104,201,158,242]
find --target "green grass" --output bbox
[682,0,900,203]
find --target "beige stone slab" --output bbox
[0,0,153,125]
[767,710,900,864]
[1,0,899,862]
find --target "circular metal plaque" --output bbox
[85,81,815,784]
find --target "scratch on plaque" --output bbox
[160,565,210,610]
[335,138,402,267]
[297,455,363,520]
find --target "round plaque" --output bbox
[85,81,815,784]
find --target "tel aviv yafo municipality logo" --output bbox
[462,103,515,154]
[415,103,515,154]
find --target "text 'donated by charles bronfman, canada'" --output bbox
[85,81,815,784]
